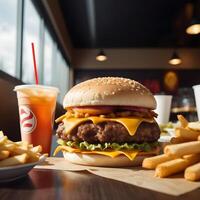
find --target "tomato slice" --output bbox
[68,105,151,115]
[70,106,113,115]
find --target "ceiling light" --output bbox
[186,20,200,35]
[169,51,182,65]
[185,1,200,35]
[96,49,107,61]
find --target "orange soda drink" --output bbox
[14,85,59,154]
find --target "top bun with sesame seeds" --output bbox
[63,77,156,109]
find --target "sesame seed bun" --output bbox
[63,77,156,109]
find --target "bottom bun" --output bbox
[63,151,159,167]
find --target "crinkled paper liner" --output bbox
[35,157,200,196]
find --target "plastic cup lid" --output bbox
[14,84,59,93]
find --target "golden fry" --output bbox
[170,137,189,144]
[28,144,33,148]
[0,150,10,160]
[0,143,16,151]
[177,115,188,128]
[185,162,200,181]
[188,122,200,131]
[164,141,200,157]
[0,131,4,137]
[0,131,44,167]
[0,136,8,145]
[155,154,200,178]
[175,127,200,141]
[0,153,29,167]
[31,145,42,154]
[142,154,175,169]
[15,141,28,145]
[15,141,29,149]
[10,146,39,162]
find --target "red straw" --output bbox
[31,42,39,85]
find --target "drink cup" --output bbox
[154,95,172,125]
[193,85,200,120]
[14,85,59,154]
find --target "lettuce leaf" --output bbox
[57,139,159,152]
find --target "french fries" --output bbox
[0,131,44,167]
[142,154,175,169]
[177,115,188,128]
[164,141,200,157]
[31,145,42,154]
[0,135,8,145]
[170,137,188,144]
[188,122,200,131]
[0,151,10,160]
[10,146,40,163]
[170,115,200,143]
[185,162,200,181]
[0,153,29,167]
[175,127,200,141]
[143,115,200,181]
[0,143,16,151]
[155,154,200,178]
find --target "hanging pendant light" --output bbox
[169,50,182,65]
[186,21,200,34]
[96,49,107,61]
[186,2,200,35]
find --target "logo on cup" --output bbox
[19,106,37,134]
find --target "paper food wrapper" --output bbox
[35,157,200,196]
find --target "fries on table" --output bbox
[155,154,200,178]
[143,115,200,181]
[0,153,29,167]
[0,151,10,161]
[175,127,200,141]
[142,154,174,169]
[185,162,200,181]
[164,141,200,157]
[0,131,43,167]
[170,137,189,144]
[177,115,188,128]
[188,122,200,131]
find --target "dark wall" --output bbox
[0,71,23,141]
[74,69,200,94]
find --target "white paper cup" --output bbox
[154,95,172,125]
[193,85,200,120]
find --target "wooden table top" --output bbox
[0,168,200,200]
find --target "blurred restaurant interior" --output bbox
[1,0,200,141]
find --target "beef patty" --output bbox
[56,121,160,143]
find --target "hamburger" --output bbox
[54,77,160,167]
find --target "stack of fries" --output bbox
[0,131,43,167]
[171,115,200,143]
[142,115,200,181]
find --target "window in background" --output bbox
[59,55,69,101]
[0,0,70,99]
[0,0,17,76]
[52,49,61,102]
[43,28,54,85]
[51,48,69,103]
[22,0,41,83]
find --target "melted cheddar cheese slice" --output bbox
[53,145,138,160]
[62,116,154,136]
